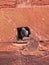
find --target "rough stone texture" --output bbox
[17,0,49,6]
[0,0,49,8]
[0,7,49,42]
[0,51,49,65]
[0,1,49,65]
[0,0,16,8]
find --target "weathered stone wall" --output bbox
[0,0,49,8]
[17,0,49,5]
[0,0,16,8]
[0,7,49,42]
[0,0,49,42]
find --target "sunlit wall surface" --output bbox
[0,0,49,42]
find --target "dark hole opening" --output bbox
[17,27,31,40]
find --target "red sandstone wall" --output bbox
[17,0,49,5]
[0,0,49,8]
[0,0,16,8]
[0,0,49,42]
[0,7,49,42]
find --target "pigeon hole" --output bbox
[17,27,31,41]
[16,26,39,51]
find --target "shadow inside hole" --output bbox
[17,27,31,41]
